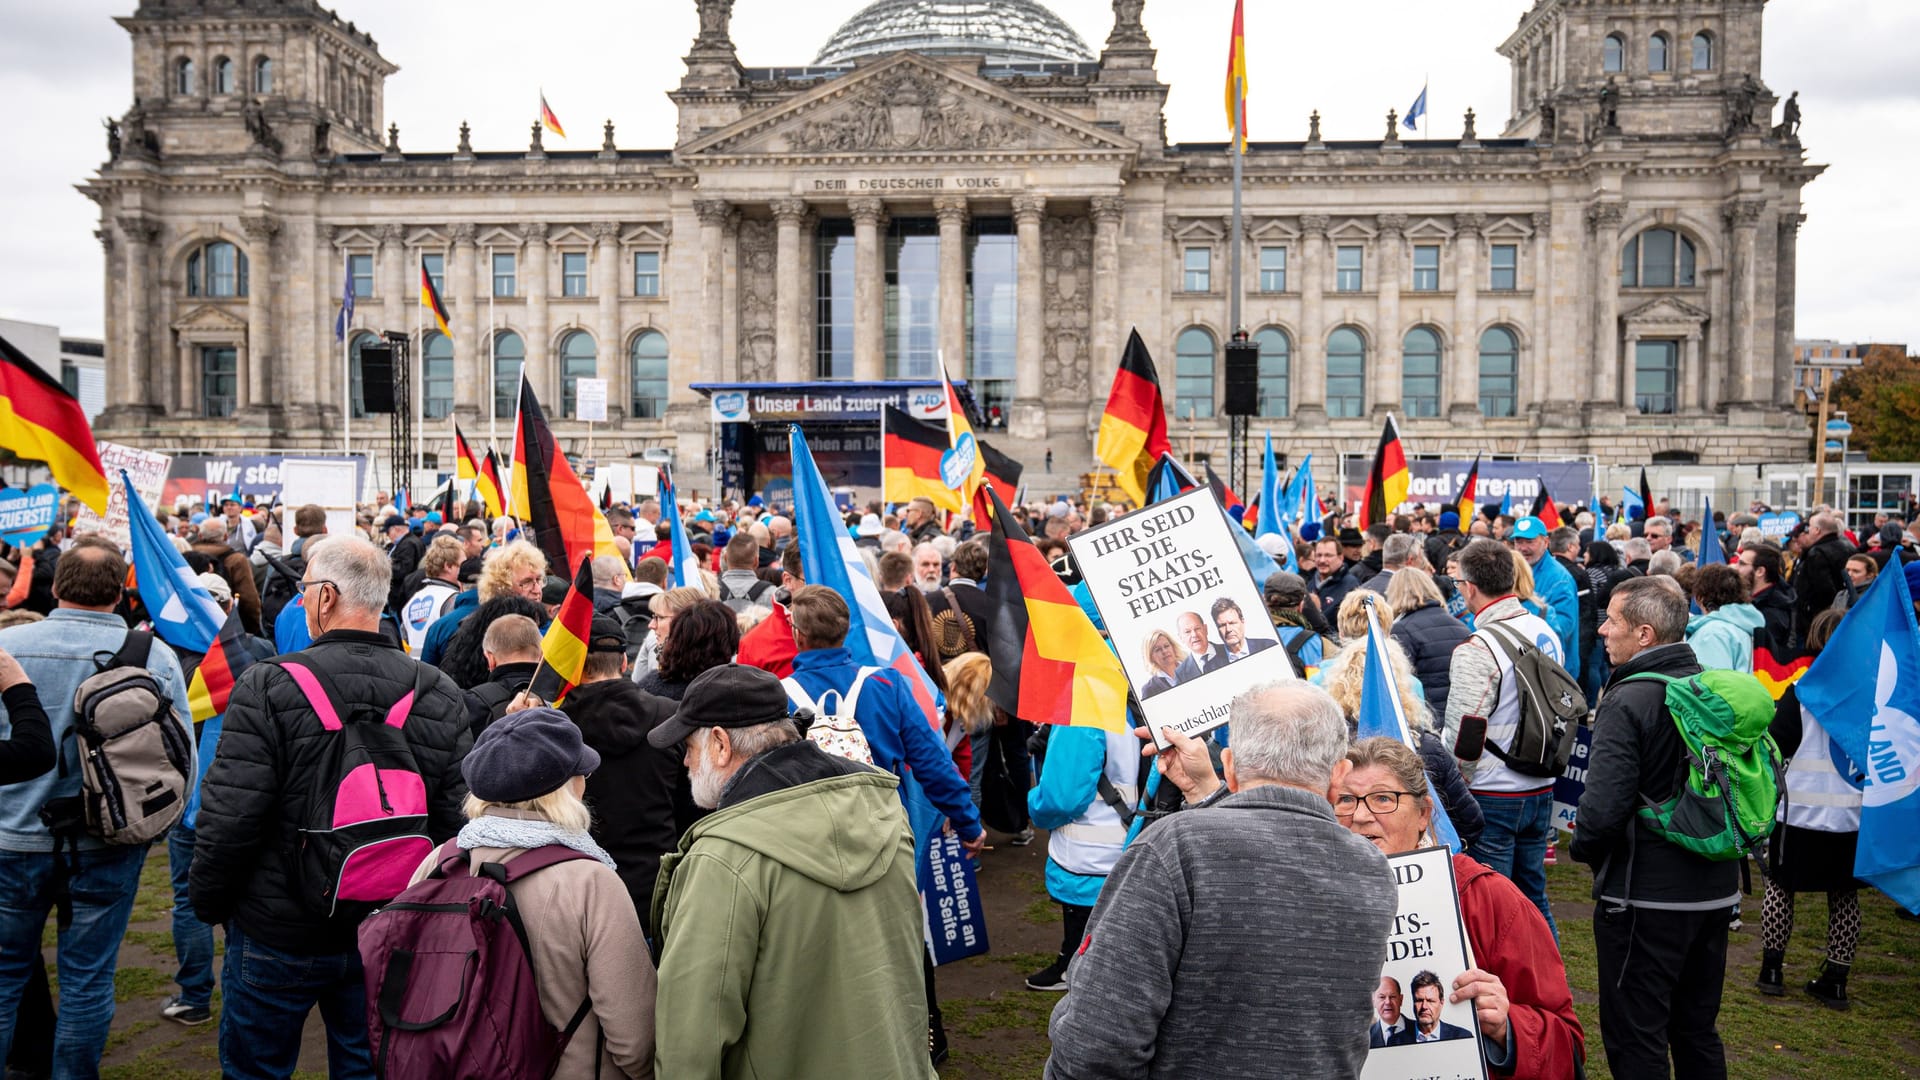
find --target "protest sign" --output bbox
[72,442,171,549]
[920,831,989,966]
[1551,723,1594,835]
[1363,846,1488,1080]
[1068,486,1292,748]
[1758,511,1801,541]
[575,377,609,423]
[0,484,59,546]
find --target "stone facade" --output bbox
[84,0,1821,479]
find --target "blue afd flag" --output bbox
[1696,496,1725,565]
[1355,595,1461,850]
[1499,489,1513,518]
[123,471,225,653]
[1403,84,1428,132]
[1146,453,1194,505]
[1798,563,1920,912]
[1257,432,1285,539]
[657,465,696,587]
[1289,452,1317,525]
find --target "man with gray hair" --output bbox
[1045,682,1397,1079]
[1361,532,1424,595]
[191,535,472,1076]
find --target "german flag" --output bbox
[1455,453,1480,524]
[977,439,1023,525]
[882,405,959,511]
[1358,414,1409,530]
[420,264,451,337]
[977,485,1128,732]
[186,612,254,723]
[599,483,613,513]
[454,424,480,483]
[1203,460,1244,522]
[1639,466,1656,523]
[1530,478,1563,531]
[538,92,566,138]
[0,334,108,514]
[939,358,986,506]
[528,556,594,705]
[1223,0,1249,151]
[1240,492,1261,533]
[1095,329,1172,507]
[475,447,506,519]
[1755,644,1813,701]
[510,374,619,575]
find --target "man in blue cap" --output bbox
[1511,516,1578,663]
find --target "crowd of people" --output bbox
[0,477,1899,1079]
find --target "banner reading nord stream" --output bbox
[1341,458,1593,516]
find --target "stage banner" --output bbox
[1068,486,1294,748]
[1362,846,1489,1080]
[72,441,171,549]
[161,454,370,509]
[920,831,989,966]
[1341,459,1592,516]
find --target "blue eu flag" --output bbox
[1403,84,1428,132]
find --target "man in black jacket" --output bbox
[463,613,541,735]
[1738,542,1795,656]
[1573,576,1735,1079]
[560,614,682,916]
[191,536,471,1079]
[1790,512,1853,648]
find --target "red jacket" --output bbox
[736,598,797,678]
[1453,854,1585,1079]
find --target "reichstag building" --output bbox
[86,0,1820,489]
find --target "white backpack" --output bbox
[782,668,877,766]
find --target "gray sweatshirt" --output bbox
[1044,784,1397,1080]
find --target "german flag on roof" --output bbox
[529,556,593,706]
[0,334,108,514]
[977,485,1128,732]
[1095,329,1172,507]
[1358,414,1409,531]
[882,405,960,512]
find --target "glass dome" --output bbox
[814,0,1095,67]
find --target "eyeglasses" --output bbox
[299,578,340,599]
[1333,791,1417,818]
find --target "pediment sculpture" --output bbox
[786,69,1026,153]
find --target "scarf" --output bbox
[456,813,617,870]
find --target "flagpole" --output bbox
[342,247,352,457]
[488,244,498,451]
[1230,75,1244,342]
[413,249,423,505]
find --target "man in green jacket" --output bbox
[647,664,934,1079]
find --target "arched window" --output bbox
[1602,34,1624,73]
[1254,327,1290,418]
[559,331,597,418]
[493,332,524,419]
[1648,32,1670,72]
[1326,327,1366,418]
[185,241,248,298]
[1173,328,1215,420]
[421,333,453,420]
[175,57,196,95]
[1478,327,1519,418]
[213,57,234,94]
[253,56,273,94]
[348,332,381,418]
[630,331,669,419]
[1620,227,1698,288]
[1691,32,1713,71]
[1401,328,1442,419]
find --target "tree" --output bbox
[1828,344,1920,460]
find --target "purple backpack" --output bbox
[359,839,596,1080]
[275,658,438,919]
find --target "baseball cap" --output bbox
[382,514,407,529]
[1511,516,1548,540]
[647,664,793,749]
[196,572,232,605]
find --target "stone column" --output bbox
[1528,211,1553,411]
[694,199,731,384]
[935,196,968,375]
[116,215,159,418]
[1448,213,1484,417]
[521,223,550,400]
[1586,203,1624,407]
[1295,215,1329,419]
[1011,195,1047,436]
[1374,215,1406,415]
[772,199,809,383]
[1090,196,1124,386]
[239,214,280,415]
[1725,198,1765,405]
[95,229,119,409]
[1683,332,1703,412]
[1775,214,1803,408]
[850,198,887,381]
[379,224,406,334]
[593,221,621,415]
[451,224,480,415]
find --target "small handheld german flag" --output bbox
[1455,453,1481,525]
[1530,478,1563,530]
[1359,414,1409,530]
[882,405,960,512]
[539,92,566,138]
[0,334,109,514]
[529,555,594,706]
[475,447,506,519]
[1095,329,1172,507]
[420,264,451,337]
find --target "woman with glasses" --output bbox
[1337,737,1584,1079]
[628,586,707,684]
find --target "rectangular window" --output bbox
[1183,247,1211,293]
[1258,246,1287,292]
[633,251,660,297]
[967,218,1016,425]
[60,361,79,398]
[1641,229,1676,288]
[561,251,589,297]
[201,346,237,418]
[1634,340,1679,415]
[421,253,444,294]
[491,253,516,297]
[1489,244,1518,291]
[815,220,855,378]
[885,218,940,379]
[1336,246,1364,292]
[349,253,374,299]
[1412,245,1440,291]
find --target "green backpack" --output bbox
[1623,670,1783,862]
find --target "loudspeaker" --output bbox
[1222,341,1260,416]
[359,345,395,413]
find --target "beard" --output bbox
[689,734,728,809]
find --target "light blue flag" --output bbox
[1696,496,1725,566]
[124,471,224,653]
[1499,489,1513,518]
[1294,453,1318,526]
[1257,432,1284,539]
[1797,562,1920,912]
[1403,84,1428,132]
[1147,453,1193,505]
[657,465,696,588]
[1354,595,1461,851]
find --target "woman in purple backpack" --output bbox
[396,708,657,1078]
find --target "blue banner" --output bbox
[919,831,990,966]
[1552,723,1594,834]
[0,484,59,546]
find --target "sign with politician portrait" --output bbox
[1068,486,1293,748]
[1363,846,1488,1080]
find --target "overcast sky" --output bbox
[3,1,1917,349]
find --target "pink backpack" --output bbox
[359,840,596,1080]
[274,658,438,919]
